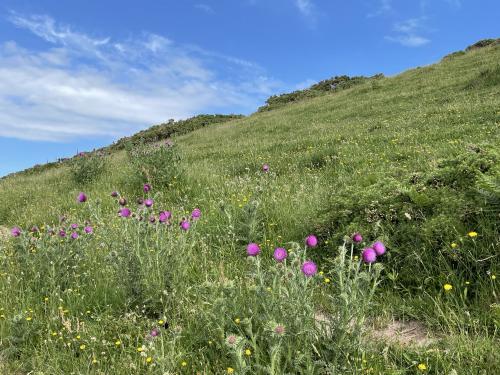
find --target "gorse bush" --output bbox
[69,152,107,185]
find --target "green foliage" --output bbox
[258,74,384,112]
[69,153,107,185]
[1,39,500,373]
[110,114,244,150]
[465,38,500,51]
[127,142,182,190]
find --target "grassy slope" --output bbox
[0,43,499,373]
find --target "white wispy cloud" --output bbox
[294,0,317,25]
[194,4,215,14]
[0,13,281,142]
[444,0,462,8]
[385,17,430,47]
[367,0,393,18]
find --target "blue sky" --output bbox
[0,0,498,176]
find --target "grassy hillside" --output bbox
[0,41,499,374]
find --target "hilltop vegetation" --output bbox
[0,41,499,374]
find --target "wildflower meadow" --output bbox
[0,42,499,374]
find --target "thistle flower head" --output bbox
[11,227,21,237]
[144,199,154,208]
[180,220,190,231]
[119,208,131,218]
[301,260,318,276]
[362,248,377,264]
[274,324,285,335]
[111,191,118,197]
[70,223,78,230]
[191,208,201,220]
[84,226,93,234]
[119,198,127,206]
[246,243,260,256]
[262,164,270,172]
[352,233,363,243]
[159,211,172,223]
[71,232,79,240]
[59,229,67,237]
[305,235,318,248]
[273,247,288,262]
[372,241,386,256]
[143,183,152,192]
[150,329,159,337]
[77,192,87,203]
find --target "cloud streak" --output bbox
[1,13,280,142]
[385,17,430,47]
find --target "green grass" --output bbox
[0,42,499,374]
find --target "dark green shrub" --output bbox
[465,38,500,51]
[69,153,107,185]
[258,74,383,112]
[127,142,181,189]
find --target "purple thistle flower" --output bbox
[11,227,21,237]
[150,329,159,337]
[262,164,269,172]
[246,243,261,256]
[59,229,67,238]
[84,226,93,234]
[191,208,201,220]
[180,220,190,231]
[71,232,79,240]
[144,199,153,208]
[273,247,288,262]
[227,335,237,346]
[159,211,172,223]
[119,198,127,206]
[362,248,377,264]
[30,226,39,233]
[119,208,131,217]
[305,235,318,248]
[143,183,152,192]
[70,223,78,230]
[352,233,363,243]
[372,241,386,256]
[301,260,318,277]
[274,325,285,335]
[111,191,118,197]
[77,192,87,203]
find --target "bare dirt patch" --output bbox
[369,320,437,348]
[0,226,10,241]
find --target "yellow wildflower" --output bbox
[492,275,496,280]
[245,348,252,356]
[115,340,121,346]
[467,231,478,238]
[227,368,235,374]
[324,278,331,284]
[181,361,187,367]
[146,357,153,363]
[451,243,457,249]
[443,284,453,292]
[417,363,427,371]
[234,318,240,324]
[79,344,86,350]
[26,317,32,321]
